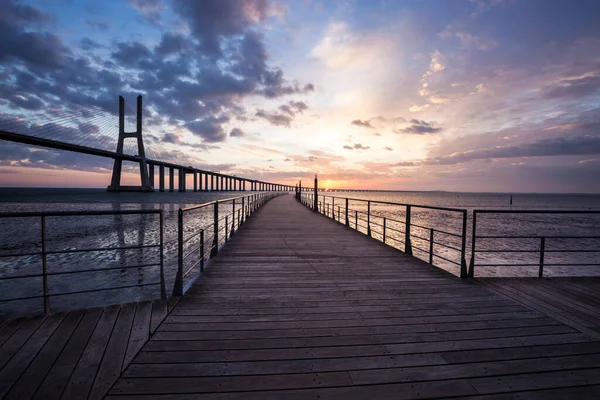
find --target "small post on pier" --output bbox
[314,175,318,211]
[345,198,349,226]
[404,205,413,255]
[367,201,371,236]
[469,211,477,277]
[539,237,546,277]
[211,201,219,258]
[174,209,184,296]
[460,211,468,278]
[298,180,302,201]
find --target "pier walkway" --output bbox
[1,194,600,399]
[109,195,600,399]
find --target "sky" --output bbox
[0,0,599,192]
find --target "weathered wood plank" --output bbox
[88,302,136,399]
[123,302,152,371]
[0,317,25,348]
[4,310,84,400]
[0,316,46,370]
[0,313,64,398]
[149,298,168,335]
[34,308,103,400]
[61,305,119,400]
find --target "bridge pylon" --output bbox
[107,95,153,192]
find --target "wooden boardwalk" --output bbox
[0,297,178,399]
[107,195,600,399]
[480,277,600,340]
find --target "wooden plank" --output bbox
[0,317,25,347]
[469,367,600,394]
[4,310,84,400]
[149,298,168,335]
[167,296,180,313]
[61,305,119,400]
[88,302,136,399]
[0,313,64,398]
[0,316,46,370]
[123,302,152,371]
[143,324,574,352]
[124,353,447,377]
[34,308,103,400]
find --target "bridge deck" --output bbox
[108,194,600,399]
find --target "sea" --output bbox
[1,188,599,318]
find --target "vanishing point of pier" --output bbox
[1,193,600,399]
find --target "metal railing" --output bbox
[299,192,468,277]
[174,192,284,295]
[470,210,600,277]
[0,209,165,315]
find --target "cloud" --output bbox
[343,143,370,150]
[0,0,66,68]
[171,0,271,54]
[256,100,308,127]
[129,0,166,26]
[397,119,442,134]
[230,127,245,137]
[541,75,600,100]
[425,135,600,165]
[351,119,373,128]
[255,109,293,127]
[111,41,152,68]
[185,115,230,143]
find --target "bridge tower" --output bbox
[107,95,153,192]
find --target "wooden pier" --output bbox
[1,194,600,398]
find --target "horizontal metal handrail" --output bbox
[301,190,469,277]
[0,209,166,315]
[470,209,600,277]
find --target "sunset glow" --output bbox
[1,0,599,192]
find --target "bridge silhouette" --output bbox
[0,96,300,193]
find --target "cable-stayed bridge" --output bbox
[0,96,296,192]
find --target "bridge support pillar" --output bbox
[107,95,153,192]
[159,165,164,192]
[204,173,208,191]
[169,167,174,192]
[148,164,154,188]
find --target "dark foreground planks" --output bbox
[0,298,172,399]
[479,277,600,339]
[109,194,600,399]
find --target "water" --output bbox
[1,188,599,318]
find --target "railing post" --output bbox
[460,211,468,278]
[314,175,318,211]
[469,211,477,277]
[332,198,335,221]
[225,216,229,242]
[337,206,340,222]
[173,209,184,296]
[41,216,50,314]
[367,201,372,237]
[539,237,546,277]
[429,228,434,264]
[383,217,387,243]
[231,199,235,236]
[355,210,358,229]
[345,198,349,226]
[200,229,205,272]
[404,205,412,255]
[211,201,219,258]
[241,196,245,225]
[159,211,166,298]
